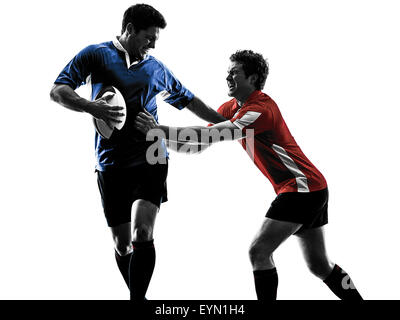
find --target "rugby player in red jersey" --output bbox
[135,50,363,300]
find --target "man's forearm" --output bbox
[157,125,205,143]
[151,124,237,145]
[50,84,92,114]
[135,111,241,145]
[186,96,226,124]
[166,140,210,154]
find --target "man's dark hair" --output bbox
[230,50,269,90]
[121,4,167,34]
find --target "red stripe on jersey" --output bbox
[217,90,327,194]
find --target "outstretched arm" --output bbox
[166,140,211,154]
[135,110,245,147]
[186,96,227,124]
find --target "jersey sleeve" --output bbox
[216,101,233,118]
[54,45,98,90]
[230,105,273,135]
[160,66,194,110]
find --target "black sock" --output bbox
[129,240,156,301]
[253,268,278,301]
[115,250,132,289]
[323,264,363,300]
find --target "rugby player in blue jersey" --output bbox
[50,4,225,300]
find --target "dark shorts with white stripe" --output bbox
[266,188,328,233]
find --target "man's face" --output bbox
[226,61,254,98]
[128,26,159,61]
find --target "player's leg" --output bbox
[129,199,159,301]
[127,161,168,300]
[96,168,135,289]
[295,226,334,279]
[111,222,133,288]
[296,226,363,300]
[98,161,167,299]
[108,201,159,299]
[249,217,302,300]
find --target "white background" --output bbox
[0,0,399,300]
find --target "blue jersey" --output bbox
[54,38,194,171]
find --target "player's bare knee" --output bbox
[133,225,153,242]
[114,241,132,256]
[249,242,272,266]
[306,259,333,279]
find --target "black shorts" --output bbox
[96,162,168,227]
[266,188,329,233]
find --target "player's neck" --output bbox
[117,35,140,63]
[117,35,128,51]
[236,99,245,107]
[235,89,255,107]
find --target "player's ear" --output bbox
[249,74,258,87]
[126,23,136,36]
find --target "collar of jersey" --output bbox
[244,90,263,106]
[112,37,148,68]
[233,90,262,114]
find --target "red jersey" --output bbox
[217,90,327,194]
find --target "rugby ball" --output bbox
[93,86,127,139]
